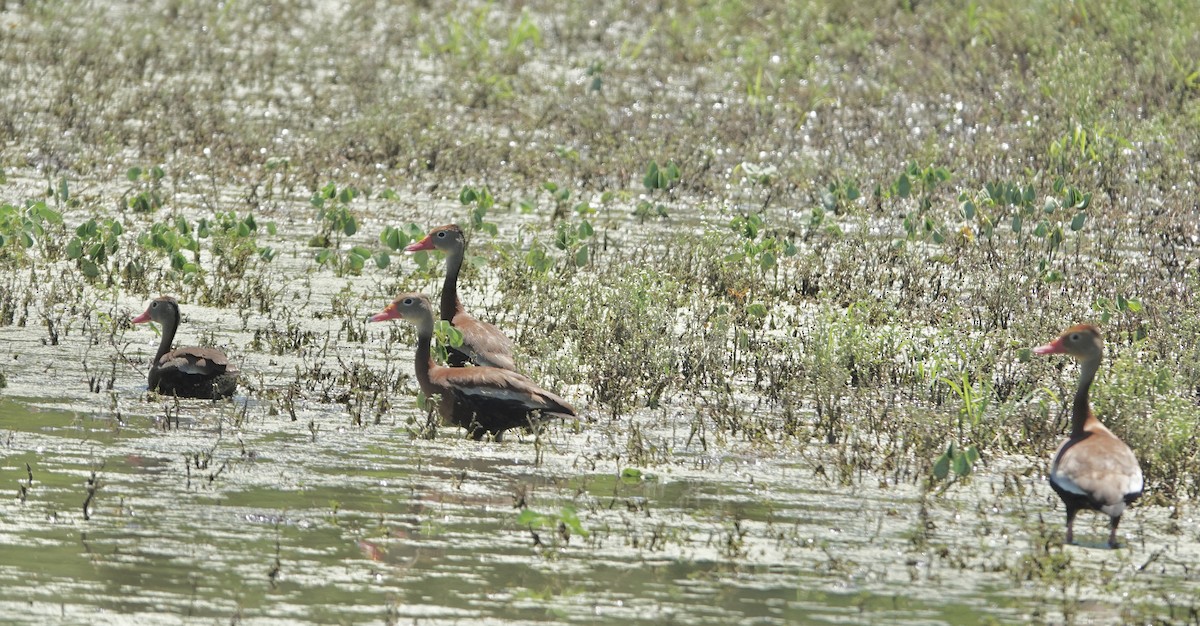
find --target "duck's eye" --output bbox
[1069,333,1080,341]
[436,231,447,238]
[402,298,414,306]
[151,302,158,308]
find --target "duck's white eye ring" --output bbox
[1069,333,1080,341]
[402,298,414,306]
[436,231,447,238]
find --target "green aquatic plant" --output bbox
[310,182,359,249]
[309,183,391,274]
[136,216,202,276]
[635,160,678,222]
[554,216,595,268]
[822,177,862,216]
[518,505,589,546]
[459,185,499,236]
[199,211,276,273]
[66,217,123,282]
[123,165,167,213]
[887,162,952,244]
[376,222,426,270]
[0,199,63,265]
[724,213,798,279]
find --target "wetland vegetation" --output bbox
[1,0,1199,623]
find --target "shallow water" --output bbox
[2,388,1197,625]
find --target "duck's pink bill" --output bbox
[1033,338,1066,355]
[404,235,436,253]
[370,307,400,322]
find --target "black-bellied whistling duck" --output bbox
[370,293,574,441]
[132,296,238,399]
[405,224,517,371]
[1034,324,1143,548]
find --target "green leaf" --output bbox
[1124,298,1143,313]
[126,167,142,182]
[643,161,661,190]
[350,245,374,258]
[574,246,589,267]
[952,451,972,477]
[66,238,83,260]
[746,302,768,318]
[517,510,545,526]
[896,173,911,198]
[80,259,100,278]
[664,161,680,182]
[961,200,975,219]
[1011,214,1022,233]
[932,451,951,480]
[383,227,402,250]
[1070,212,1086,231]
[620,468,643,483]
[374,252,390,269]
[343,215,357,236]
[558,506,588,536]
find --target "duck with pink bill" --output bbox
[370,292,574,441]
[132,296,239,399]
[405,224,517,371]
[1034,324,1143,548]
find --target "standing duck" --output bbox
[405,224,517,370]
[1034,324,1143,547]
[370,293,574,441]
[132,296,238,399]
